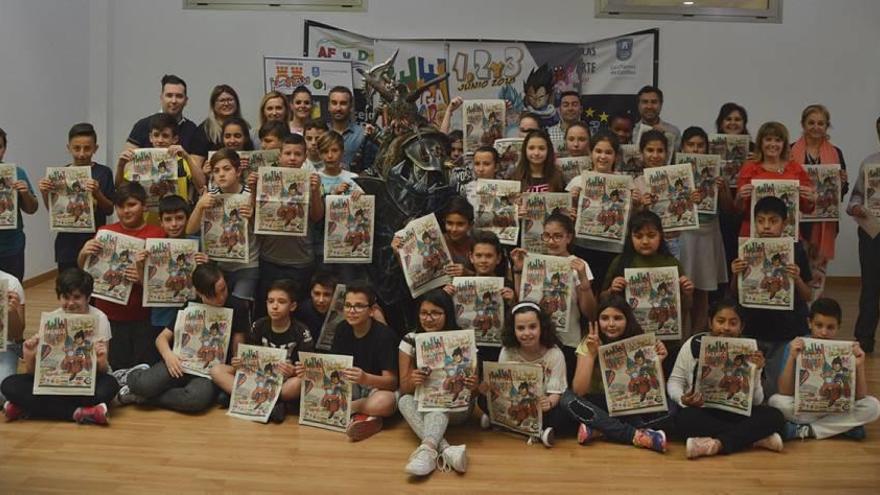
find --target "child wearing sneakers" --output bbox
[769,298,880,440]
[2,268,118,425]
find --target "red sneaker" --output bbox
[346,414,383,441]
[577,423,597,445]
[3,401,25,421]
[73,403,109,425]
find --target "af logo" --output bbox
[616,38,633,61]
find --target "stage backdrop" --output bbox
[303,20,658,139]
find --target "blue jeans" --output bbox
[0,342,23,404]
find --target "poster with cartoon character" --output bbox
[795,338,855,414]
[462,100,506,156]
[467,179,519,245]
[324,194,374,263]
[46,166,95,233]
[708,134,750,187]
[254,167,309,237]
[624,266,682,340]
[143,238,199,307]
[557,156,591,187]
[127,148,179,210]
[415,329,477,412]
[738,237,794,311]
[599,333,668,416]
[84,230,145,305]
[0,164,19,230]
[575,172,633,244]
[33,313,98,396]
[494,137,524,180]
[750,179,800,240]
[453,277,505,347]
[299,352,353,432]
[520,253,576,343]
[696,336,758,416]
[397,213,453,298]
[643,163,699,232]
[483,362,543,437]
[802,164,840,222]
[228,344,288,423]
[617,145,643,178]
[203,193,251,262]
[520,192,571,253]
[673,153,721,215]
[172,303,234,379]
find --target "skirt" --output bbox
[678,216,728,291]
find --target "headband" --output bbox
[511,302,541,313]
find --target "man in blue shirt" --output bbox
[327,86,364,170]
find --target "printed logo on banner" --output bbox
[616,38,633,61]
[312,67,320,77]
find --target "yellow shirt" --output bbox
[125,157,193,225]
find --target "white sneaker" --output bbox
[405,444,438,477]
[480,413,491,430]
[541,427,555,448]
[753,433,784,452]
[439,444,467,473]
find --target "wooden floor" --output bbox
[2,279,879,494]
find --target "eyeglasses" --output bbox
[419,310,445,320]
[343,303,370,312]
[541,233,567,242]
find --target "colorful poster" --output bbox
[254,167,310,237]
[696,336,758,416]
[203,193,250,262]
[708,134,750,187]
[324,194,374,263]
[452,276,505,347]
[207,149,282,181]
[263,56,354,124]
[644,163,699,232]
[674,153,722,215]
[462,100,506,155]
[128,148,179,210]
[483,361,543,437]
[468,179,520,245]
[84,230,145,305]
[738,237,795,311]
[865,164,880,217]
[299,352,354,432]
[520,253,576,341]
[803,164,841,222]
[316,284,347,352]
[556,156,591,187]
[795,338,856,414]
[575,172,632,244]
[397,213,453,297]
[750,179,800,239]
[520,192,571,253]
[0,164,18,230]
[46,166,95,233]
[172,303,234,379]
[373,40,451,128]
[598,333,668,416]
[33,313,98,396]
[415,329,477,412]
[227,344,288,423]
[0,280,6,352]
[494,137,524,180]
[143,238,199,308]
[624,266,682,340]
[617,144,643,178]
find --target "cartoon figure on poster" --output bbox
[494,138,524,179]
[626,349,659,402]
[625,267,681,340]
[819,356,852,408]
[795,339,856,413]
[278,182,306,230]
[174,305,232,378]
[47,166,95,232]
[484,362,543,436]
[473,291,501,338]
[521,254,574,334]
[299,352,353,431]
[470,179,519,245]
[0,166,16,229]
[60,329,93,382]
[221,209,245,255]
[696,336,757,416]
[718,354,751,400]
[803,165,840,221]
[521,192,570,252]
[415,330,475,411]
[196,321,226,370]
[522,64,558,128]
[34,313,98,395]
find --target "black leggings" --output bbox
[674,405,784,454]
[1,373,120,420]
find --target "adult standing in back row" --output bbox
[327,86,364,170]
[633,86,681,155]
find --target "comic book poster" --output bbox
[415,329,477,412]
[452,277,504,347]
[83,230,145,305]
[202,193,250,262]
[598,333,668,416]
[315,284,347,352]
[696,336,758,416]
[802,164,841,222]
[674,153,722,214]
[494,137,524,180]
[468,179,519,245]
[33,313,98,396]
[128,148,179,210]
[644,163,699,232]
[397,213,453,297]
[324,194,374,263]
[143,238,199,308]
[254,167,309,237]
[624,266,682,340]
[795,338,856,414]
[708,134,750,187]
[575,172,633,244]
[0,164,18,230]
[227,344,288,423]
[750,179,800,239]
[617,144,644,178]
[483,362,543,437]
[738,237,795,311]
[0,280,6,352]
[172,304,234,379]
[463,100,505,156]
[240,149,282,179]
[556,156,591,187]
[520,192,571,253]
[46,166,95,233]
[299,352,353,432]
[865,164,880,217]
[520,253,576,341]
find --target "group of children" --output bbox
[0,85,877,478]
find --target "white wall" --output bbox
[0,0,92,279]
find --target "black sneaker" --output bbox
[269,401,286,424]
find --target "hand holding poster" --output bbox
[415,329,477,412]
[33,313,98,396]
[493,138,524,180]
[709,134,750,187]
[127,148,179,210]
[84,230,145,305]
[520,192,571,253]
[315,284,346,351]
[483,362,543,437]
[750,179,800,239]
[802,164,841,222]
[324,194,375,263]
[202,193,251,262]
[462,100,506,155]
[696,336,758,416]
[172,303,234,378]
[673,153,722,214]
[520,253,576,343]
[575,172,633,244]
[644,163,699,232]
[452,276,505,347]
[0,164,18,230]
[228,344,288,423]
[624,266,682,340]
[298,352,354,432]
[254,167,310,237]
[795,338,856,414]
[599,333,668,416]
[143,238,199,307]
[46,166,95,233]
[737,237,795,310]
[468,179,519,245]
[397,213,453,297]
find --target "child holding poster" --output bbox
[0,269,25,404]
[668,298,785,459]
[512,130,564,193]
[0,127,39,281]
[2,268,117,425]
[769,298,879,440]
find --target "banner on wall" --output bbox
[263,56,354,123]
[304,21,658,137]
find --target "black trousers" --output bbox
[855,228,880,351]
[674,405,784,454]
[108,320,161,370]
[1,373,119,420]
